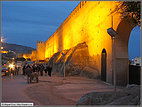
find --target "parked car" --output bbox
[1,68,9,76]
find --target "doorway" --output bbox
[101,49,107,81]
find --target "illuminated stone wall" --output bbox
[31,50,37,61]
[37,1,136,85]
[23,53,31,60]
[22,50,37,61]
[37,41,45,60]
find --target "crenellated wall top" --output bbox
[37,41,45,44]
[48,1,89,40]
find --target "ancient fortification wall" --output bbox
[36,1,135,86]
[37,41,45,60]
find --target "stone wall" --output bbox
[36,1,136,86]
[37,41,45,60]
[48,42,100,79]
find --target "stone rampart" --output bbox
[37,1,136,86]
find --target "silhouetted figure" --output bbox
[47,65,52,77]
[40,64,44,76]
[25,64,32,83]
[26,64,32,76]
[15,67,19,75]
[44,64,48,76]
[36,64,40,74]
[32,64,37,72]
[23,63,27,75]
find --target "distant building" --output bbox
[131,57,142,66]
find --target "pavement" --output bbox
[2,73,124,106]
[25,74,124,105]
[2,75,41,105]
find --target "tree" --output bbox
[119,1,141,26]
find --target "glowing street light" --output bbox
[107,27,118,92]
[9,64,14,69]
[1,36,5,43]
[9,63,15,78]
[1,37,3,42]
[1,47,3,49]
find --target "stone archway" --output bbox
[115,17,136,86]
[101,48,107,81]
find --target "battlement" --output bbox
[37,41,45,44]
[37,41,45,60]
[51,1,88,37]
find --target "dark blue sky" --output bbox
[129,25,141,60]
[1,1,141,60]
[1,1,79,47]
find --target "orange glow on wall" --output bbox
[31,50,37,61]
[35,1,133,86]
[37,41,45,60]
[1,50,8,53]
[22,50,37,61]
[23,54,31,59]
[36,1,120,60]
[36,1,121,65]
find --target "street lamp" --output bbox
[107,27,118,92]
[9,63,15,77]
[61,52,66,80]
[0,36,2,76]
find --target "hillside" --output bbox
[1,42,36,54]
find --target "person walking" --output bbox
[44,64,48,76]
[15,67,19,76]
[47,65,52,77]
[25,64,32,83]
[40,64,44,76]
[32,64,36,72]
[23,63,27,75]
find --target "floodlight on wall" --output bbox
[107,28,118,37]
[107,27,118,92]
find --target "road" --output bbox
[2,74,123,106]
[2,75,41,105]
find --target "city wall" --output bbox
[37,41,45,60]
[36,1,136,85]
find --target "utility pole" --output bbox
[112,36,116,92]
[107,27,118,92]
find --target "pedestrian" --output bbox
[32,64,36,72]
[44,64,48,76]
[40,64,44,76]
[47,65,52,77]
[15,67,19,76]
[11,68,13,76]
[25,64,32,83]
[36,64,40,74]
[23,63,27,75]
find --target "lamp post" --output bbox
[61,52,66,80]
[107,27,118,92]
[0,36,2,77]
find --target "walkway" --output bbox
[2,74,123,106]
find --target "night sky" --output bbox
[1,1,141,60]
